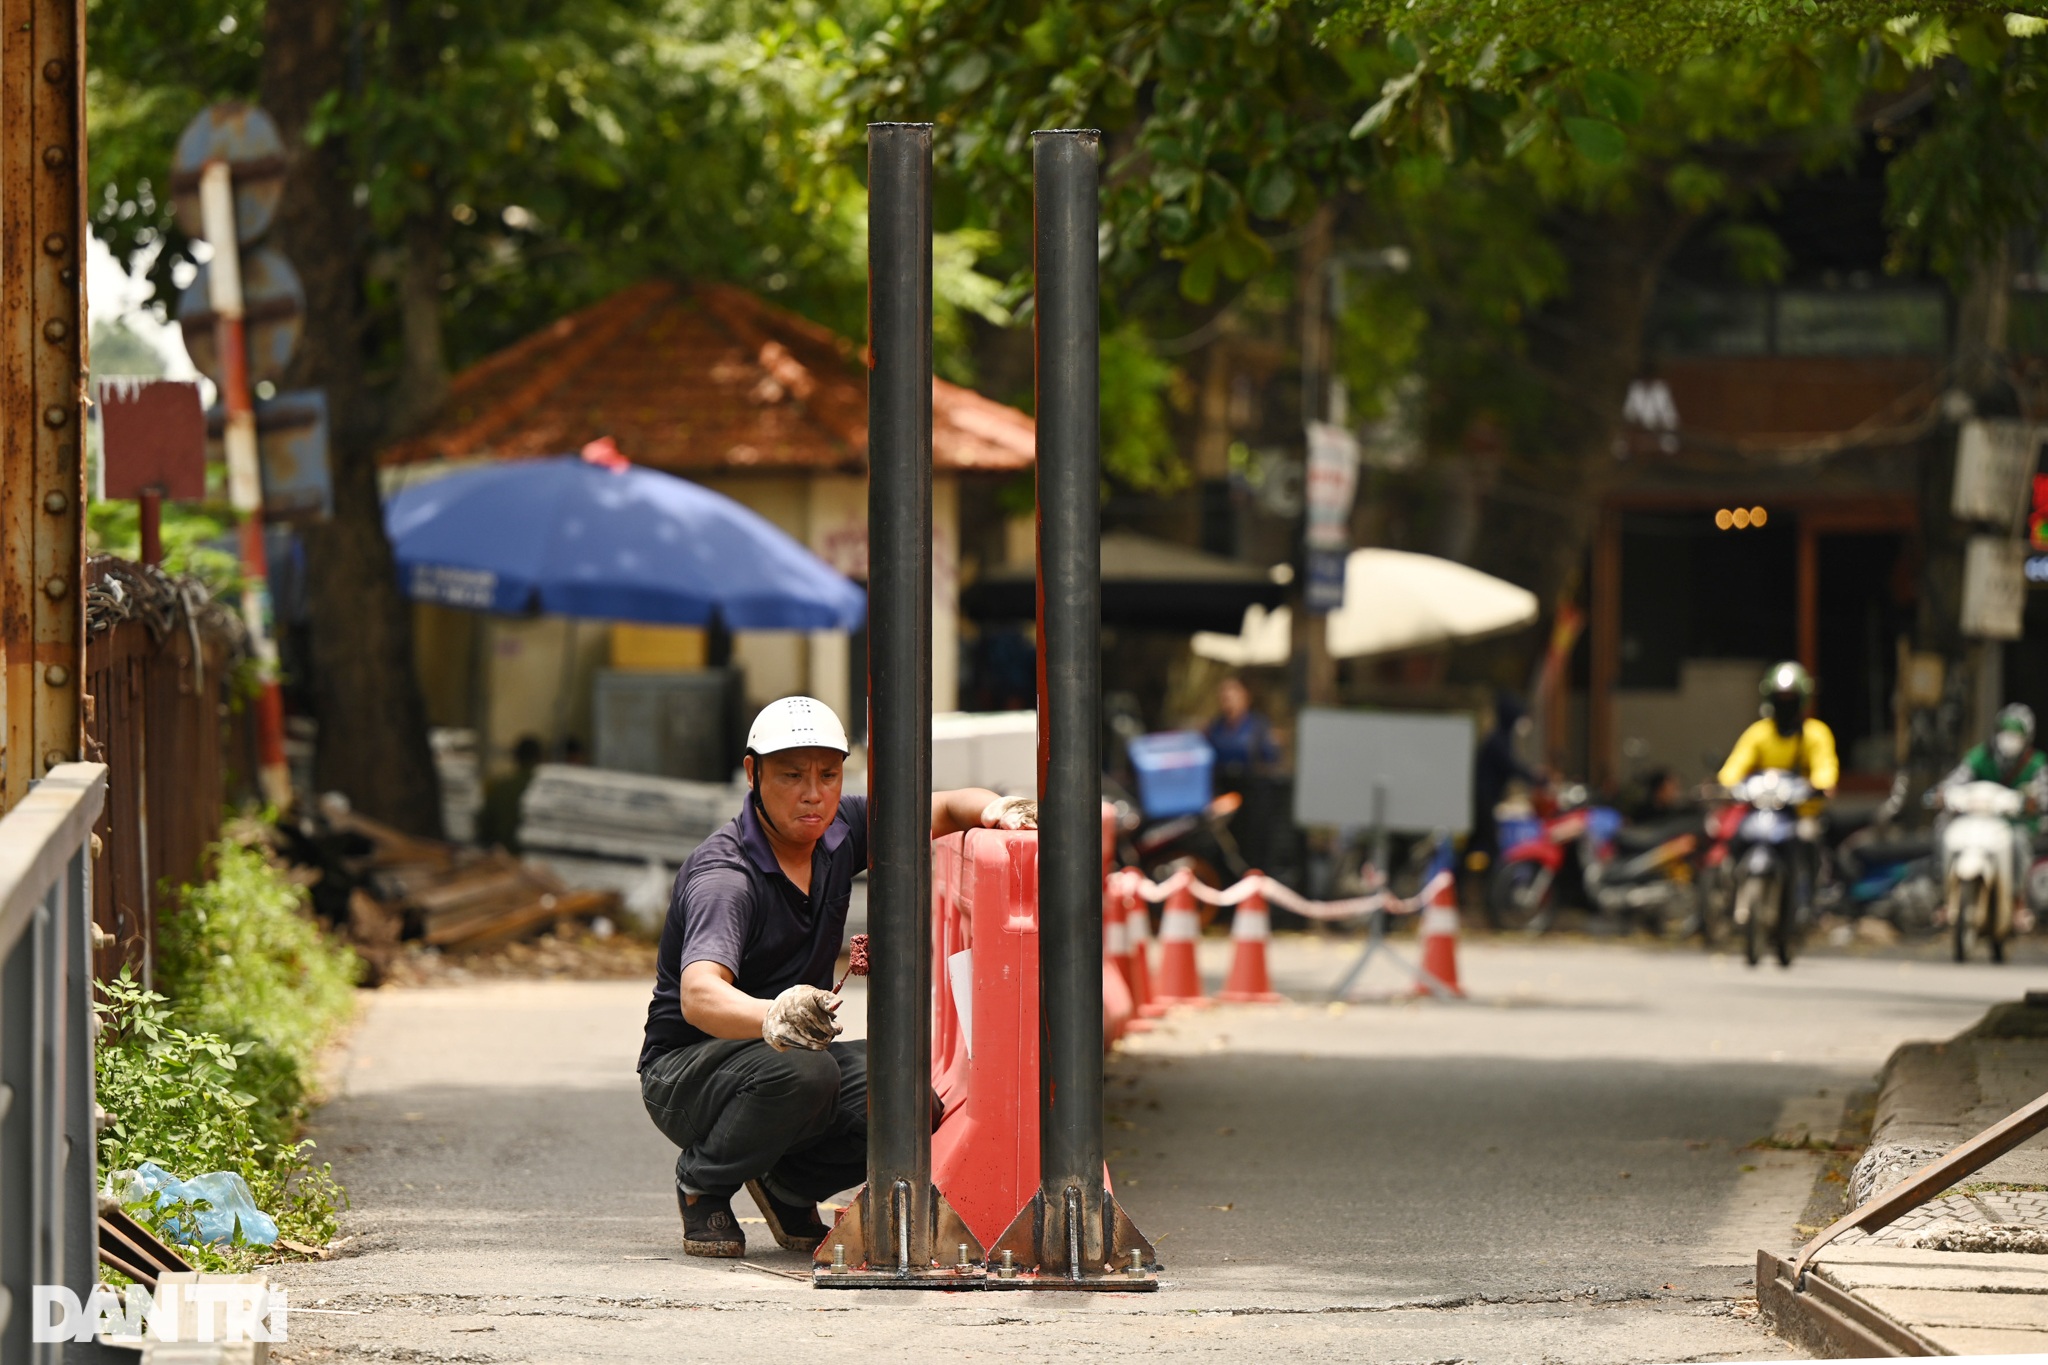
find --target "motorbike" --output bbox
[1727,769,1816,967]
[1936,779,2028,964]
[1588,818,1700,933]
[1106,780,1250,896]
[1487,785,1622,932]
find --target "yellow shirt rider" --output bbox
[1718,661,1839,803]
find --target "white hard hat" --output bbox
[745,696,850,758]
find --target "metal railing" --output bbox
[0,763,109,1364]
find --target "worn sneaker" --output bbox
[745,1178,830,1254]
[678,1190,744,1258]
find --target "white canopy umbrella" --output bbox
[1324,548,1538,659]
[1191,603,1293,667]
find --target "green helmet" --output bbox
[1759,661,1814,720]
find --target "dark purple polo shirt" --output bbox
[639,794,868,1071]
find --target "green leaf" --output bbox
[1563,116,1627,162]
[1582,70,1644,125]
[1351,70,1420,139]
[943,51,991,95]
[1250,164,1297,218]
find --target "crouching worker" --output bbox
[639,696,1038,1257]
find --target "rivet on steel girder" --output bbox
[42,145,69,170]
[43,405,68,428]
[42,233,65,255]
[43,58,66,83]
[43,749,67,770]
[43,320,66,343]
[44,664,68,686]
[42,490,68,514]
[43,576,67,599]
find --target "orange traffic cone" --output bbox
[1107,874,1154,1033]
[1106,872,1136,991]
[1152,877,1210,1006]
[1217,876,1285,1003]
[1414,843,1465,999]
[1124,882,1164,1018]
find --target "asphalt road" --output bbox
[267,932,2047,1363]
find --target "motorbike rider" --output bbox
[1717,661,1839,918]
[1936,702,2048,900]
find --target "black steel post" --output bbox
[985,129,1150,1288]
[863,121,936,1273]
[1034,130,1105,1244]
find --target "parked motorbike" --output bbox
[1935,779,2028,964]
[1108,784,1250,894]
[1690,799,1748,948]
[1588,818,1699,933]
[1487,785,1622,932]
[1727,769,1816,967]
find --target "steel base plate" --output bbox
[986,1269,1159,1292]
[814,1264,986,1289]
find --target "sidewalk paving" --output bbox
[1762,995,2048,1355]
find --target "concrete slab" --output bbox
[1920,1324,2048,1354]
[1860,1286,2048,1328]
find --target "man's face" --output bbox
[1218,680,1250,720]
[747,746,845,845]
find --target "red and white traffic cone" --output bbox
[1153,877,1210,1006]
[1414,858,1465,999]
[1106,872,1136,991]
[1124,882,1164,1018]
[1217,876,1285,1003]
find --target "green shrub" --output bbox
[96,972,344,1268]
[95,836,358,1265]
[157,840,359,1146]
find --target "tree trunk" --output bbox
[1470,203,1694,614]
[261,0,444,834]
[390,207,451,435]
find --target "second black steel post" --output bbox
[991,127,1156,1289]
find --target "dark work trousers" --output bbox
[641,1038,868,1203]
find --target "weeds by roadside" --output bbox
[95,833,359,1270]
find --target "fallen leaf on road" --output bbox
[1216,1127,1235,1136]
[451,1327,495,1333]
[1208,1203,1235,1212]
[1618,1171,1630,1179]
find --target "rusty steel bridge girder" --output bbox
[0,0,86,812]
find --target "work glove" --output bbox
[981,795,1039,830]
[763,984,841,1052]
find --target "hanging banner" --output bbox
[1304,421,1359,615]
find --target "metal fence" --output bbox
[83,558,247,987]
[0,763,108,1363]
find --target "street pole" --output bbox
[816,122,979,1287]
[198,160,293,808]
[989,130,1156,1289]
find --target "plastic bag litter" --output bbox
[109,1161,278,1247]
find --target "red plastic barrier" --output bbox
[929,829,1042,1247]
[928,828,1136,1249]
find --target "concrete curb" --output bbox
[1758,994,2048,1357]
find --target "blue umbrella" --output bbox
[385,453,867,630]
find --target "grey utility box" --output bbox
[592,668,742,782]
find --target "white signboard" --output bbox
[1293,706,1475,833]
[1961,535,2027,641]
[1952,419,2040,530]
